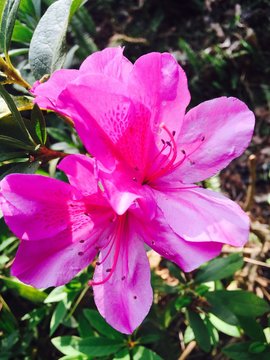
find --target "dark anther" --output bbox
[181,149,186,154]
[151,240,155,245]
[166,141,171,146]
[106,268,112,273]
[133,295,137,299]
[201,136,205,141]
[96,261,101,265]
[161,139,165,145]
[78,252,84,256]
[172,130,176,136]
[79,240,85,243]
[84,212,90,217]
[95,246,100,250]
[189,160,195,165]
[121,276,126,280]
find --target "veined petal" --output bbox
[0,174,84,240]
[128,52,190,136]
[154,187,249,247]
[11,223,112,288]
[31,69,79,110]
[92,215,152,334]
[165,97,255,183]
[80,47,132,81]
[135,207,222,272]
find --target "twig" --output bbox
[244,154,256,211]
[178,341,196,360]
[243,257,270,268]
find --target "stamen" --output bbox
[89,216,125,286]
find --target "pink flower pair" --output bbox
[0,48,255,333]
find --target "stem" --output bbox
[67,286,89,320]
[33,146,68,163]
[0,56,31,90]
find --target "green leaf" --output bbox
[0,276,47,302]
[52,336,125,357]
[12,20,33,44]
[195,253,243,283]
[0,135,34,150]
[50,297,71,336]
[0,295,18,334]
[0,0,21,55]
[206,290,270,318]
[0,84,34,144]
[187,310,211,352]
[222,342,270,360]
[31,104,47,144]
[205,291,239,325]
[133,347,163,360]
[0,151,27,162]
[44,286,67,303]
[208,313,241,337]
[29,0,81,79]
[51,336,84,356]
[0,161,40,180]
[238,316,266,342]
[83,309,124,340]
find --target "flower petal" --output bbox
[11,224,109,288]
[80,47,132,81]
[31,69,79,110]
[128,52,190,136]
[135,206,222,272]
[58,154,98,196]
[154,186,249,247]
[0,174,84,240]
[92,216,152,334]
[166,97,255,183]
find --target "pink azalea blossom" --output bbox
[1,48,255,333]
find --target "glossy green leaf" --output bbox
[52,336,124,357]
[0,84,34,144]
[50,297,71,336]
[222,342,270,360]
[195,253,243,283]
[83,309,124,340]
[29,0,81,79]
[0,0,21,55]
[0,276,47,303]
[0,161,40,180]
[208,314,241,337]
[238,316,266,342]
[12,20,33,44]
[30,104,47,144]
[187,310,211,352]
[133,347,163,360]
[207,290,270,318]
[44,286,67,303]
[205,291,239,325]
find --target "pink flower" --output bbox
[1,48,255,334]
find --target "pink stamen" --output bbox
[89,215,125,286]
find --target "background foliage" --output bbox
[0,0,269,359]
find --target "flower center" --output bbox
[144,123,205,184]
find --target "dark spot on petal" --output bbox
[96,261,101,265]
[78,252,84,256]
[132,177,137,182]
[172,130,176,136]
[201,136,205,141]
[79,240,85,243]
[134,166,139,171]
[133,295,137,299]
[166,141,171,146]
[161,139,165,145]
[84,212,90,217]
[151,240,155,245]
[121,276,126,280]
[106,268,111,273]
[181,149,186,154]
